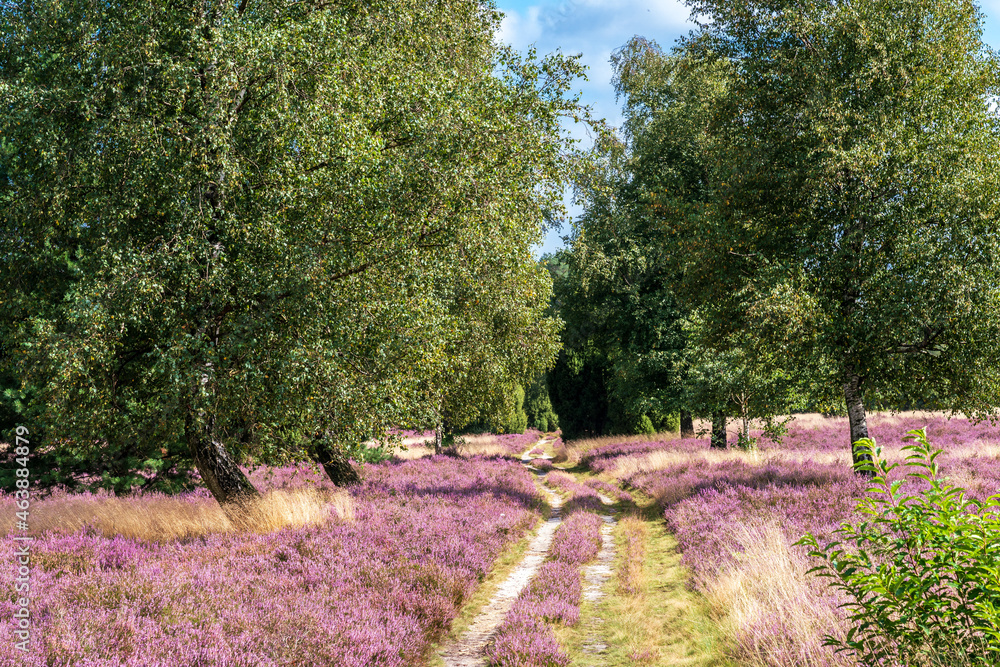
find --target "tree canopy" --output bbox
[556,0,1000,464]
[0,0,585,508]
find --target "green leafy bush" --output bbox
[525,376,559,433]
[799,429,1000,666]
[661,411,681,434]
[735,431,758,451]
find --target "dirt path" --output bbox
[438,442,562,667]
[439,441,625,666]
[580,497,617,661]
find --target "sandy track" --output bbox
[439,442,620,666]
[580,498,617,659]
[439,443,562,667]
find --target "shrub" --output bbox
[662,411,681,434]
[525,376,560,433]
[531,458,554,471]
[799,429,1000,666]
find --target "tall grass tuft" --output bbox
[1,487,353,541]
[616,515,646,597]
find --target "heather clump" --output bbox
[651,455,865,665]
[549,512,603,564]
[514,560,584,625]
[485,612,570,667]
[544,471,605,515]
[583,477,633,502]
[0,456,541,666]
[550,437,572,465]
[666,474,862,583]
[495,429,544,457]
[763,413,1000,453]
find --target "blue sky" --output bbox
[496,0,1000,256]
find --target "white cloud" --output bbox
[498,0,696,130]
[498,6,544,46]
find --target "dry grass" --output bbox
[557,431,681,467]
[392,443,436,460]
[6,487,354,542]
[608,448,764,485]
[455,433,512,458]
[702,521,852,667]
[385,433,513,459]
[237,488,354,532]
[617,514,646,597]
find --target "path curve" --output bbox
[439,442,561,667]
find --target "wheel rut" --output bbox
[580,495,617,661]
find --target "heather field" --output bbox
[4,416,999,666]
[572,412,1000,667]
[1,453,545,667]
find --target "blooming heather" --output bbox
[583,478,632,503]
[484,612,570,667]
[1,456,541,666]
[496,429,544,456]
[486,476,605,667]
[545,471,605,515]
[549,512,603,564]
[575,414,1000,666]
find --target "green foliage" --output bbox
[661,411,681,434]
[524,375,559,433]
[800,430,1000,666]
[682,314,799,442]
[638,413,656,435]
[575,0,1000,461]
[671,0,1000,430]
[0,0,583,494]
[354,442,395,466]
[548,343,609,439]
[461,381,530,435]
[494,384,528,434]
[760,416,790,445]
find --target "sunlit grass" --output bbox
[2,487,353,541]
